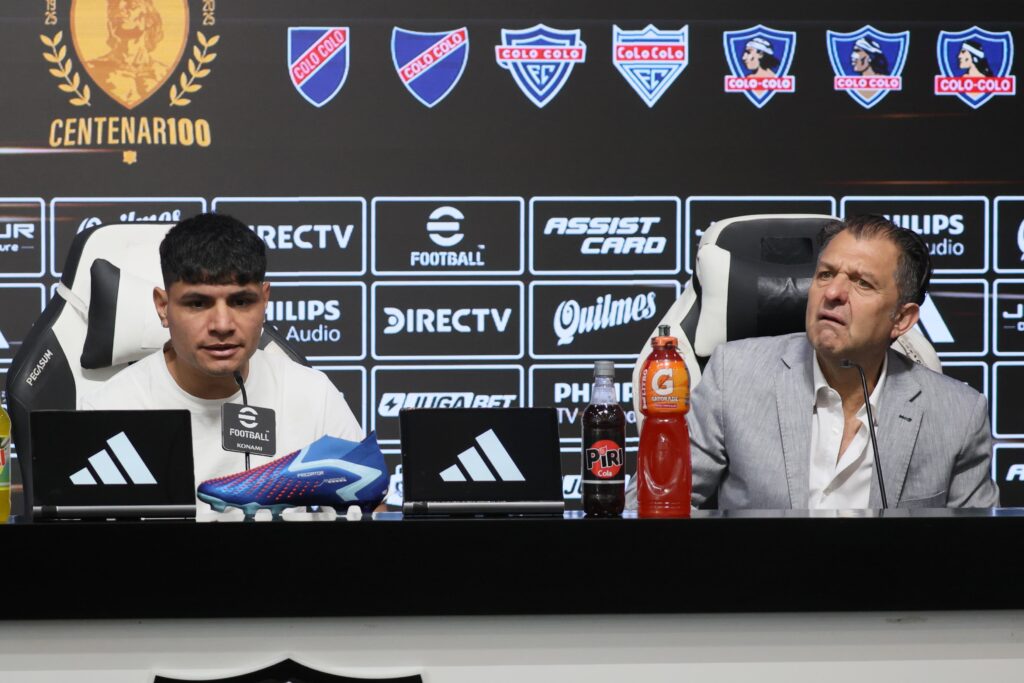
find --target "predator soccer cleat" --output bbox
[197,432,389,518]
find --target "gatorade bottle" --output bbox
[0,401,10,524]
[636,325,691,518]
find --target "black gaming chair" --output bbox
[6,223,304,516]
[631,214,940,428]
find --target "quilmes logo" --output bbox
[723,25,796,108]
[40,1,219,164]
[392,27,469,107]
[612,25,688,107]
[288,27,350,107]
[554,291,658,345]
[378,392,517,417]
[496,24,586,107]
[827,26,909,109]
[77,208,183,234]
[438,429,525,482]
[383,307,512,334]
[935,27,1016,109]
[69,432,157,486]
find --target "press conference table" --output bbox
[2,507,1021,620]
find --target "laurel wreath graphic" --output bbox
[169,31,219,107]
[40,31,91,106]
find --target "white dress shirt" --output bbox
[808,354,887,509]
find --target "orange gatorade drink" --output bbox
[636,325,692,518]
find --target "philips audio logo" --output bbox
[373,282,523,360]
[531,365,638,445]
[372,198,524,276]
[268,282,365,361]
[531,197,680,275]
[212,198,366,276]
[69,432,157,486]
[554,292,658,345]
[841,197,989,274]
[439,429,525,482]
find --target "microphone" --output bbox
[233,371,250,470]
[840,359,887,509]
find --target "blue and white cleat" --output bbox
[197,432,389,519]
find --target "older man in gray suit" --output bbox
[683,215,997,509]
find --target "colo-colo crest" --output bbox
[723,25,796,108]
[392,27,469,107]
[40,0,219,164]
[495,24,587,108]
[827,26,909,109]
[612,25,688,107]
[288,27,350,107]
[934,26,1016,109]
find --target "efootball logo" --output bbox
[827,26,909,109]
[612,25,688,107]
[495,24,586,107]
[392,27,469,107]
[723,25,796,108]
[39,0,219,164]
[935,27,1016,109]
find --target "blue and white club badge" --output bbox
[935,27,1016,109]
[612,25,688,107]
[495,24,587,108]
[392,27,469,108]
[827,26,909,109]
[723,25,796,108]
[288,27,350,108]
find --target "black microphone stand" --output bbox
[233,371,250,471]
[841,359,887,509]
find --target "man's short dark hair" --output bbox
[159,213,265,288]
[817,214,931,308]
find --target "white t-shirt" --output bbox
[78,349,364,487]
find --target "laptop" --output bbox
[30,410,196,520]
[400,407,564,516]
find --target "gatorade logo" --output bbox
[652,367,674,395]
[584,439,624,479]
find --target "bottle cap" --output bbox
[594,360,615,378]
[652,324,678,346]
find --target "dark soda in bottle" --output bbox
[637,325,692,518]
[582,360,626,517]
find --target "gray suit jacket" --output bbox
[689,333,998,509]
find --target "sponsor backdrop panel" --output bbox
[0,1,1022,504]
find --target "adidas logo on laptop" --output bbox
[69,431,157,486]
[439,429,526,482]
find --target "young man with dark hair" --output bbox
[634,214,997,510]
[79,213,363,498]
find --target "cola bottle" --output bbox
[582,360,626,517]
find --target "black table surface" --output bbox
[2,507,1021,620]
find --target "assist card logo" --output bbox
[495,24,586,107]
[288,27,349,107]
[39,0,219,163]
[723,25,796,108]
[392,27,469,107]
[827,26,908,109]
[935,27,1016,109]
[612,25,688,107]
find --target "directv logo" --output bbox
[69,432,157,486]
[439,429,525,482]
